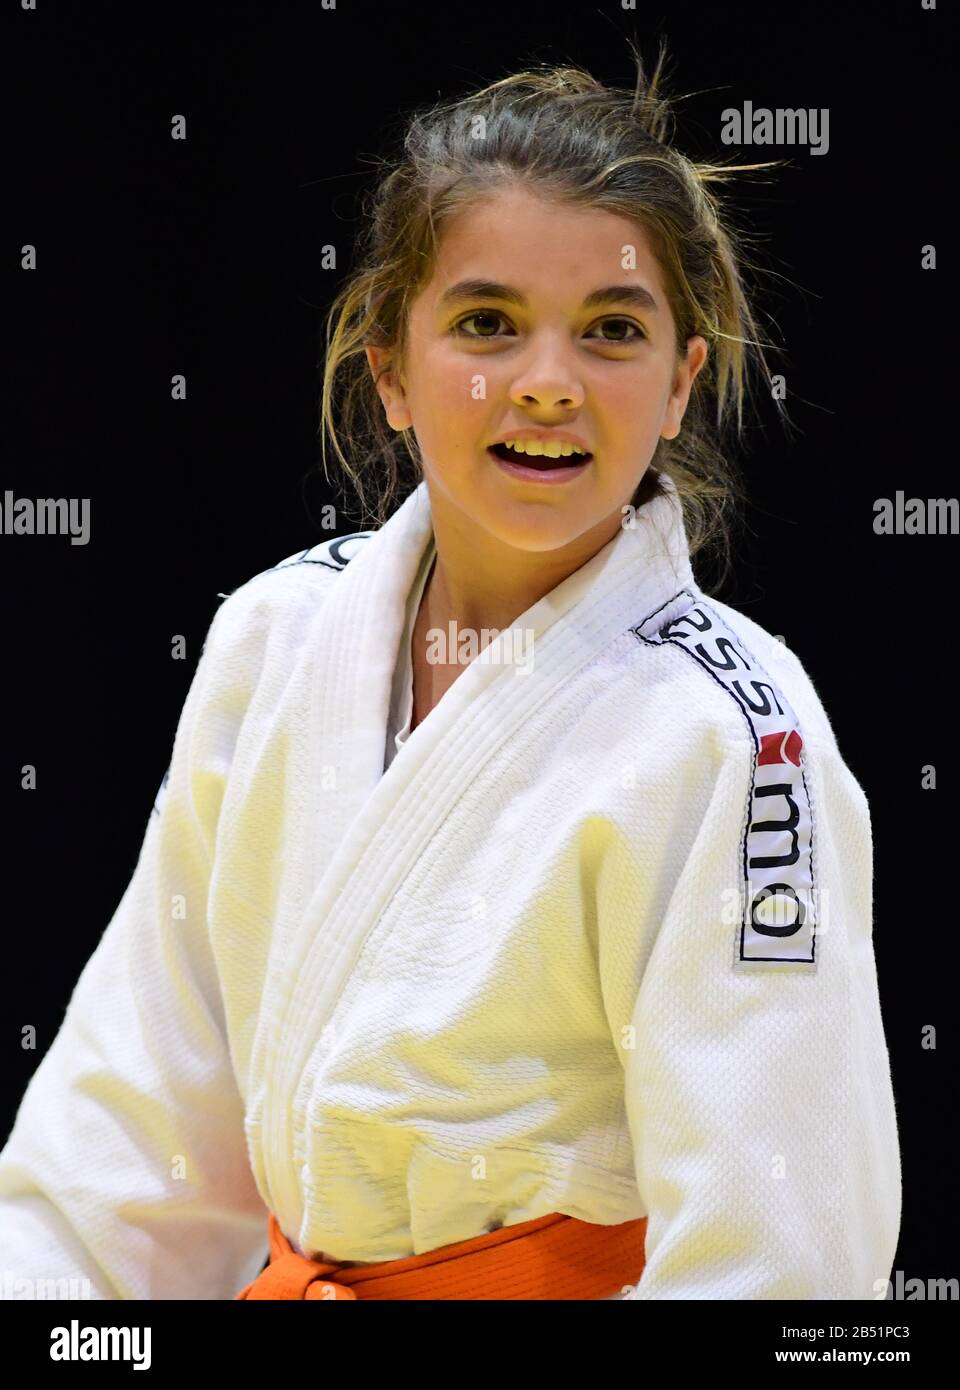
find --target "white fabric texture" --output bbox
[0,475,902,1300]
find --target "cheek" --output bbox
[602,368,669,434]
[609,366,661,410]
[415,352,487,433]
[402,360,478,465]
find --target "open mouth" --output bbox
[488,442,593,469]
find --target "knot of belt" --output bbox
[241,1248,359,1301]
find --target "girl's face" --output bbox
[367,183,707,557]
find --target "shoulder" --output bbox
[172,529,377,732]
[697,593,839,753]
[153,530,377,820]
[629,587,840,759]
[216,529,374,614]
[201,529,375,662]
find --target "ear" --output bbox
[660,335,708,441]
[365,345,413,432]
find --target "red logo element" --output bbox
[758,730,804,766]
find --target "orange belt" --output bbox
[235,1210,647,1300]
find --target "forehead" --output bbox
[423,184,666,304]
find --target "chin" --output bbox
[484,508,605,554]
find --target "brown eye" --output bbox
[455,311,508,337]
[589,318,645,342]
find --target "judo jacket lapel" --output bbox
[247,477,698,1236]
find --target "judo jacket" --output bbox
[0,474,902,1299]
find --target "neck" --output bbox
[419,488,626,643]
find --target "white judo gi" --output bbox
[0,474,902,1300]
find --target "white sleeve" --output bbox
[620,728,902,1300]
[0,598,268,1300]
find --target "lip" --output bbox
[488,447,592,485]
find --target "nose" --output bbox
[507,332,585,412]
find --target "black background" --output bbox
[2,0,952,1292]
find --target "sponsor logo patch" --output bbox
[273,532,372,573]
[634,593,818,972]
[151,764,171,819]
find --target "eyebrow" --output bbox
[436,279,660,314]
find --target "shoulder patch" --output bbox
[271,531,373,573]
[633,592,818,973]
[215,532,375,605]
[151,764,171,819]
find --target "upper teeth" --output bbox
[502,439,588,458]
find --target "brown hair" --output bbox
[318,39,793,596]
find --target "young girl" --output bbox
[0,50,901,1301]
